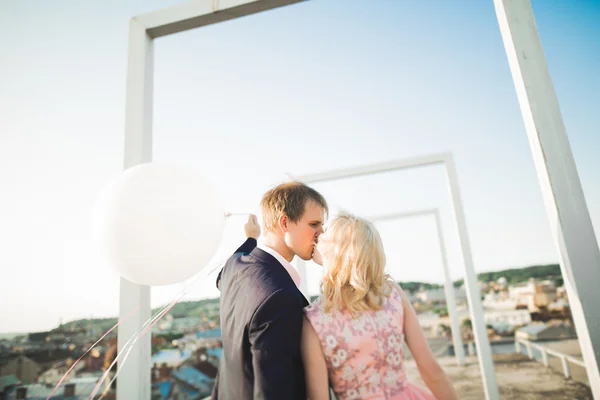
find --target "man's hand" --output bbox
[245,214,261,239]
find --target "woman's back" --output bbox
[305,284,435,400]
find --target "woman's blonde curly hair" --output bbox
[320,212,393,317]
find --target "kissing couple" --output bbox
[211,182,458,400]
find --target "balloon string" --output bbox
[44,306,140,400]
[224,212,250,217]
[47,254,228,400]
[51,210,241,398]
[90,256,229,399]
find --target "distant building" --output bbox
[497,277,508,289]
[0,355,41,384]
[4,377,99,400]
[508,279,558,312]
[171,317,204,334]
[37,359,83,386]
[482,291,517,310]
[0,375,21,398]
[516,322,577,341]
[415,287,466,304]
[483,309,531,333]
[195,329,221,341]
[417,307,472,337]
[151,349,192,369]
[172,366,214,398]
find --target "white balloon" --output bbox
[93,163,225,286]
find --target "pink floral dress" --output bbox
[304,285,436,400]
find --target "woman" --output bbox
[301,212,458,400]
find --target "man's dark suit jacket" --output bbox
[212,238,309,399]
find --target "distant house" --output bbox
[172,366,214,398]
[516,323,577,341]
[0,340,12,355]
[415,288,467,304]
[482,291,517,310]
[152,379,173,400]
[483,309,531,332]
[171,317,204,333]
[4,377,99,400]
[76,354,105,380]
[205,347,222,361]
[37,359,84,386]
[0,355,42,384]
[509,279,558,312]
[151,349,192,368]
[195,329,221,340]
[0,375,21,398]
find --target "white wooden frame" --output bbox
[368,208,466,367]
[291,153,498,398]
[119,2,304,398]
[119,0,600,398]
[515,338,586,379]
[494,0,600,396]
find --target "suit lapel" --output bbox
[250,248,309,306]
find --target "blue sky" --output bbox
[0,0,598,333]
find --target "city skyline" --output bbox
[0,0,598,333]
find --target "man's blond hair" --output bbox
[260,181,328,233]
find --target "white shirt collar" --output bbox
[256,243,301,288]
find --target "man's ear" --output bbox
[277,214,288,232]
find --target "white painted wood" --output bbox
[517,338,587,378]
[295,153,449,184]
[118,18,154,400]
[434,209,466,367]
[136,0,305,38]
[294,155,499,399]
[121,1,312,396]
[562,357,571,379]
[468,341,475,356]
[368,209,465,366]
[495,0,600,396]
[445,155,499,399]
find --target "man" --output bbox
[212,181,328,399]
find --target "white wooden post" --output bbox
[562,357,571,379]
[118,18,154,400]
[434,209,465,366]
[542,350,549,367]
[526,342,533,359]
[120,1,306,397]
[495,0,600,396]
[445,156,499,399]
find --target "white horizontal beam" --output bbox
[136,0,306,38]
[294,153,450,184]
[367,208,438,223]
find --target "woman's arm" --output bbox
[300,315,330,400]
[397,284,459,400]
